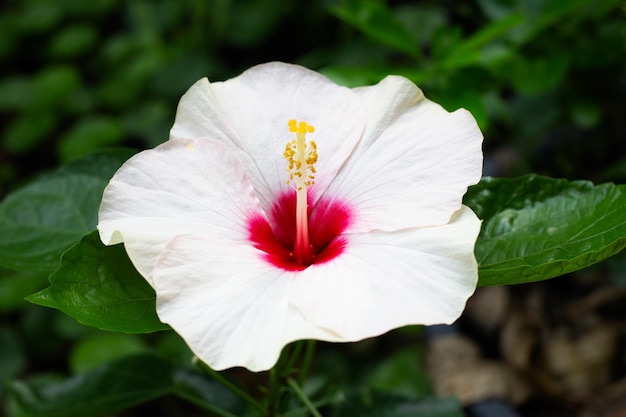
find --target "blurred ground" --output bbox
[427,264,626,416]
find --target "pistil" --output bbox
[284,119,317,265]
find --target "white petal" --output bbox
[170,62,365,211]
[152,235,342,371]
[98,138,261,285]
[291,206,481,341]
[323,76,483,232]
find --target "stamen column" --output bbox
[284,119,318,265]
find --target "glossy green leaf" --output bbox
[465,175,626,286]
[28,232,168,333]
[9,354,173,417]
[0,148,135,272]
[329,392,463,417]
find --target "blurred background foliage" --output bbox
[0,0,625,416]
[1,0,624,188]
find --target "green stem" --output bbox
[195,359,265,415]
[265,342,298,414]
[287,378,323,417]
[265,366,280,415]
[298,341,316,385]
[281,399,333,417]
[282,341,304,377]
[266,341,318,415]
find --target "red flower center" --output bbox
[248,190,352,271]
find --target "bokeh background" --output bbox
[1,0,625,416]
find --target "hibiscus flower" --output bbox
[98,62,483,371]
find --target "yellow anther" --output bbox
[288,121,295,132]
[283,119,318,190]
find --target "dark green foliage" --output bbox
[9,354,173,417]
[0,149,134,272]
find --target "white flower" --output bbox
[98,62,483,372]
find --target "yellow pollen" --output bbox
[284,119,318,190]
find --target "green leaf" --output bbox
[329,392,463,417]
[465,175,626,286]
[509,54,570,94]
[0,148,135,272]
[9,354,173,417]
[28,231,168,333]
[328,0,419,57]
[442,13,524,70]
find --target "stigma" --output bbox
[283,119,318,264]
